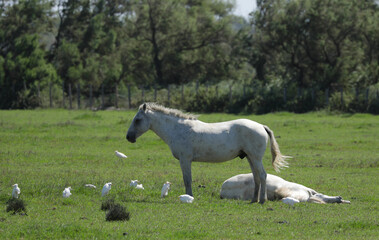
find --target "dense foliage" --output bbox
[0,0,378,111]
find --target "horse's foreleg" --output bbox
[179,158,193,196]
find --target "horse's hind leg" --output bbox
[247,155,267,204]
[247,158,260,203]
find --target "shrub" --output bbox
[6,198,27,214]
[105,203,130,222]
[101,197,115,211]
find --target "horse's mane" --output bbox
[140,102,197,120]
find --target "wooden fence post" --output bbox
[167,85,170,106]
[69,83,72,109]
[181,84,184,103]
[89,84,93,109]
[154,85,157,102]
[77,83,80,109]
[49,82,53,108]
[283,87,287,104]
[128,84,131,109]
[101,84,105,110]
[355,87,359,100]
[365,88,369,104]
[115,84,118,109]
[297,87,303,99]
[229,85,232,101]
[325,88,329,106]
[141,86,145,102]
[62,82,65,108]
[37,82,41,100]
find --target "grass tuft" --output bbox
[6,198,27,214]
[101,197,115,211]
[105,203,130,222]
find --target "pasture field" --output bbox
[0,109,378,239]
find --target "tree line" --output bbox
[0,0,378,112]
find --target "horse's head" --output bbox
[126,103,150,143]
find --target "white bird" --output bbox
[84,184,96,189]
[63,187,72,198]
[115,151,127,159]
[12,184,21,198]
[281,197,300,207]
[102,182,112,196]
[179,194,194,203]
[161,182,171,198]
[130,180,139,187]
[135,184,144,190]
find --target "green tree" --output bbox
[1,34,58,108]
[0,0,58,108]
[251,0,379,90]
[52,0,131,94]
[126,0,246,86]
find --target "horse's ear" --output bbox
[142,103,146,111]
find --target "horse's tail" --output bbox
[263,125,291,172]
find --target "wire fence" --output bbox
[37,82,379,113]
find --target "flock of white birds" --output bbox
[10,150,301,206]
[9,151,195,204]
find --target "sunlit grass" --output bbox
[0,109,378,239]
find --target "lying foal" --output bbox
[220,173,350,204]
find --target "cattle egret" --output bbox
[179,194,194,203]
[115,151,127,159]
[102,182,112,196]
[135,184,144,190]
[130,180,139,187]
[281,197,300,207]
[12,184,21,198]
[161,182,171,198]
[63,187,72,198]
[85,184,96,189]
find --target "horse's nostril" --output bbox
[126,135,129,140]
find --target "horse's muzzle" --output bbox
[126,134,136,143]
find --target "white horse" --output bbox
[126,103,291,203]
[220,173,351,204]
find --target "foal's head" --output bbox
[126,103,150,143]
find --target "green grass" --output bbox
[0,109,378,239]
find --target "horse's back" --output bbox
[193,119,267,140]
[188,119,268,162]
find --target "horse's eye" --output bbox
[135,119,141,124]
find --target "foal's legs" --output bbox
[247,155,267,204]
[179,158,193,196]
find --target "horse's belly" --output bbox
[193,147,240,162]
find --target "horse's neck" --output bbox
[148,111,188,145]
